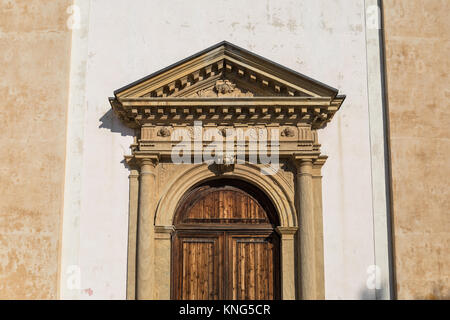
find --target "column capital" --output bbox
[313,155,327,167]
[125,155,140,176]
[134,152,160,168]
[125,152,160,169]
[312,155,328,177]
[124,154,140,169]
[154,225,175,240]
[291,153,324,176]
[291,153,317,165]
[276,226,299,238]
[155,225,175,234]
[292,156,313,176]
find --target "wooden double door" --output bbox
[171,180,280,300]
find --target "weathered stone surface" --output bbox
[0,0,72,299]
[383,0,450,299]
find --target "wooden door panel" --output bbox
[172,181,280,300]
[177,186,270,225]
[172,233,223,300]
[227,233,280,300]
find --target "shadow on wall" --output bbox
[359,280,450,300]
[99,109,134,137]
[99,109,135,171]
[358,286,377,300]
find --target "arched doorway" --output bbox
[171,179,281,300]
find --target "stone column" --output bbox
[136,156,159,299]
[312,157,326,299]
[126,167,139,300]
[294,157,316,299]
[154,225,175,300]
[276,226,298,300]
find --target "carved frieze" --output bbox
[192,79,254,98]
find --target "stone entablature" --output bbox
[131,123,321,159]
[110,95,344,129]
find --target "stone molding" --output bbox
[154,162,297,228]
[276,226,299,237]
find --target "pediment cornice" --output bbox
[110,41,345,129]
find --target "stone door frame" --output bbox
[109,41,345,300]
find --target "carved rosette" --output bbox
[157,127,171,137]
[281,127,295,137]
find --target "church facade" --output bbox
[0,0,448,300]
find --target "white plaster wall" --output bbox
[66,0,376,299]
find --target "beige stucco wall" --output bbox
[0,0,72,299]
[383,0,450,299]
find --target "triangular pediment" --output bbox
[114,41,340,99]
[110,41,346,129]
